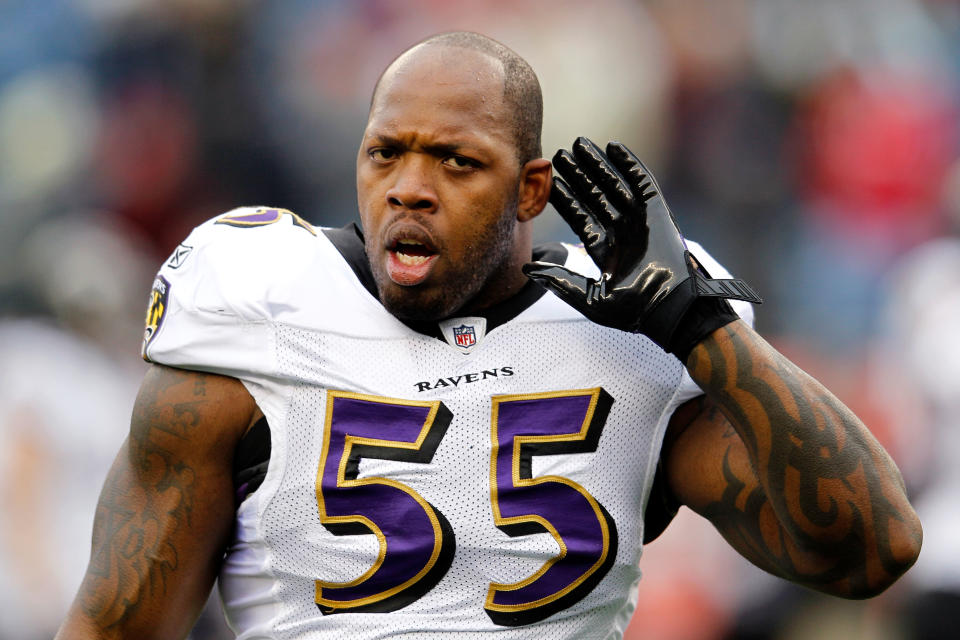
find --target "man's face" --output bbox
[357,46,525,322]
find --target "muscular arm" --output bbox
[666,320,922,598]
[529,138,921,596]
[56,365,260,640]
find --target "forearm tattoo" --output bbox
[79,371,202,628]
[688,322,920,596]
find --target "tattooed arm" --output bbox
[665,320,922,598]
[56,364,260,640]
[519,138,920,596]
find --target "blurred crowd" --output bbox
[1,1,958,638]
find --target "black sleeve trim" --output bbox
[642,455,681,543]
[643,393,706,543]
[233,416,271,505]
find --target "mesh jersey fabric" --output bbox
[143,207,754,639]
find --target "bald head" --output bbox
[371,32,543,165]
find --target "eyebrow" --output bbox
[367,134,478,158]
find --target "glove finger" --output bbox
[572,137,634,216]
[552,147,621,232]
[522,262,595,313]
[605,141,658,205]
[607,141,689,267]
[550,176,609,266]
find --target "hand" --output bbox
[523,137,761,361]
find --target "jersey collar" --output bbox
[322,222,568,340]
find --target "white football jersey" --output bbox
[143,207,753,640]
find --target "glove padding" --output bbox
[523,137,762,362]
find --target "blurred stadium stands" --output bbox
[1,1,957,638]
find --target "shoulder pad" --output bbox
[160,207,320,318]
[141,206,321,370]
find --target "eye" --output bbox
[442,155,480,171]
[369,147,399,163]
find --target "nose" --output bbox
[385,156,438,213]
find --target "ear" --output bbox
[516,158,552,223]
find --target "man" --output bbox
[57,32,921,639]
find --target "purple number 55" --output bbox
[314,388,617,625]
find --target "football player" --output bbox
[57,32,921,639]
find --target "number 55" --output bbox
[315,388,617,627]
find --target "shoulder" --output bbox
[154,207,334,319]
[172,206,323,279]
[142,207,357,368]
[518,242,602,324]
[557,242,601,279]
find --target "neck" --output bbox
[459,221,532,316]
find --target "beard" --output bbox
[368,202,518,324]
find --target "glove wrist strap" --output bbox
[669,296,739,364]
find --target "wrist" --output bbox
[670,297,739,364]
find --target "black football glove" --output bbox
[523,137,762,363]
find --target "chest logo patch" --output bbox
[452,324,476,347]
[438,316,487,354]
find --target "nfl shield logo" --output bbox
[452,324,476,348]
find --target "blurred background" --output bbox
[1,0,958,638]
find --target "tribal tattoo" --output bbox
[78,369,203,629]
[686,321,921,597]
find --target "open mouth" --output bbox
[390,238,437,265]
[386,236,439,286]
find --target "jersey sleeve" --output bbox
[141,206,318,381]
